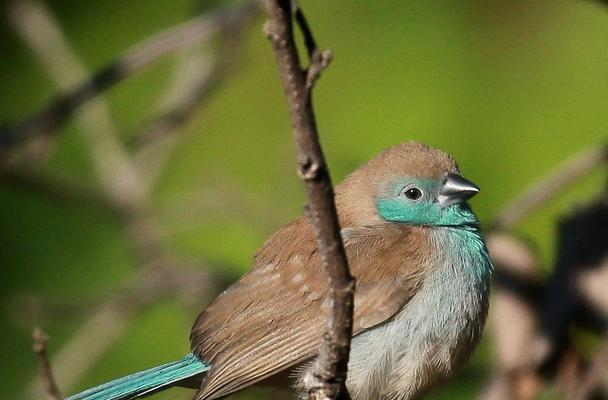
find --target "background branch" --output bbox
[9,0,143,205]
[32,327,63,400]
[492,144,608,231]
[3,2,607,400]
[0,165,127,216]
[1,1,260,153]
[132,19,253,188]
[8,2,258,397]
[265,1,353,399]
[23,261,226,399]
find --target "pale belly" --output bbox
[297,228,491,400]
[346,290,487,400]
[345,231,491,400]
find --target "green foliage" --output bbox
[1,0,607,399]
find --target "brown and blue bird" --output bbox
[67,141,492,400]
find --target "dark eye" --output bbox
[402,187,423,201]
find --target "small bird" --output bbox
[67,141,492,400]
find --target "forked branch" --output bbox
[264,1,353,399]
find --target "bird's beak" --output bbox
[438,173,480,208]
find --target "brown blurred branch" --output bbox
[573,335,608,400]
[131,47,224,152]
[1,1,260,153]
[24,260,227,399]
[132,10,258,188]
[265,2,353,400]
[4,0,260,207]
[32,328,63,400]
[0,165,128,216]
[132,49,217,186]
[483,194,608,400]
[9,3,258,398]
[492,144,608,230]
[29,214,210,397]
[9,0,143,204]
[482,233,545,400]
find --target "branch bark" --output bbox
[264,2,353,400]
[32,328,63,400]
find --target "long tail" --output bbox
[66,353,210,400]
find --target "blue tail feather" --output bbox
[66,353,210,400]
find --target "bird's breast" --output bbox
[345,226,492,400]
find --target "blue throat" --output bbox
[433,224,492,284]
[66,353,209,400]
[376,199,480,227]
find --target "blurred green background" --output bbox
[1,0,607,399]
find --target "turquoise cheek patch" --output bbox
[376,198,438,225]
[376,198,407,221]
[376,198,478,227]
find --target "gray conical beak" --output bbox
[438,173,480,208]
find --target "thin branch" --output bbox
[24,263,224,399]
[265,2,353,400]
[6,2,256,398]
[492,144,608,230]
[32,328,63,400]
[132,9,258,188]
[293,8,333,92]
[9,0,143,205]
[132,49,217,187]
[0,165,129,216]
[1,1,260,152]
[294,8,317,60]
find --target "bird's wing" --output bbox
[191,217,429,400]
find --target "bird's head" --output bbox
[336,141,480,228]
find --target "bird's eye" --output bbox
[402,187,423,201]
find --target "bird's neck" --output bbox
[433,224,491,273]
[427,224,492,308]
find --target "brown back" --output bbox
[191,217,430,399]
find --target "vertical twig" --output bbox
[32,328,63,400]
[264,1,353,400]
